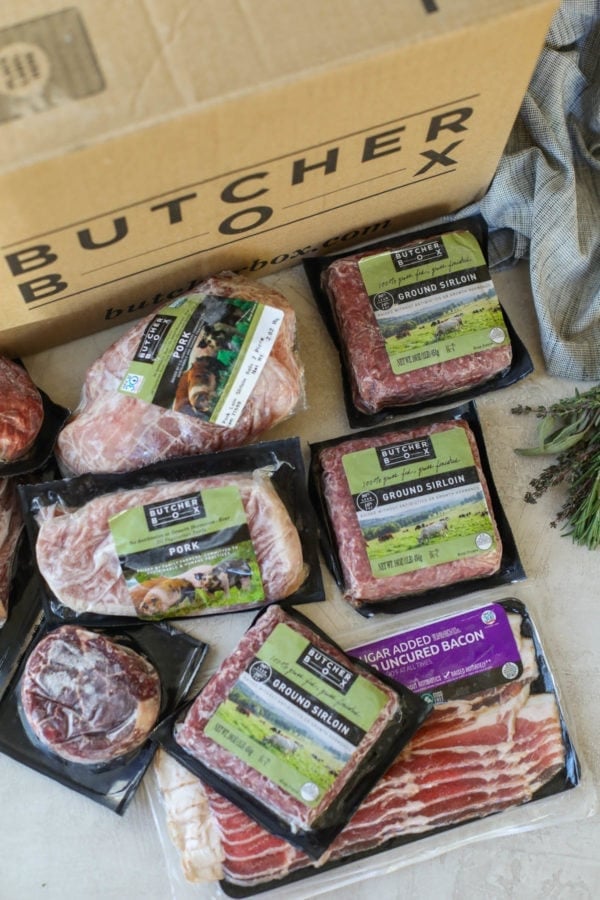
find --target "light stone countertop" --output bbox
[1,260,598,900]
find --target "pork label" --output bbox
[342,424,498,579]
[203,621,391,808]
[357,229,509,375]
[109,484,263,618]
[117,291,284,428]
[350,603,523,702]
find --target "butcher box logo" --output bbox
[133,314,175,363]
[298,645,357,694]
[377,438,435,470]
[3,101,475,311]
[390,239,447,271]
[144,493,206,530]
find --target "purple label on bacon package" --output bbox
[348,603,523,704]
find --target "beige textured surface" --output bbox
[1,260,597,899]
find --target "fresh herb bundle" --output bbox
[512,385,600,550]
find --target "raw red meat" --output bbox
[34,472,306,618]
[20,625,161,764]
[174,604,403,838]
[316,418,502,607]
[322,240,512,415]
[154,619,568,890]
[0,357,44,462]
[56,273,304,474]
[0,478,24,626]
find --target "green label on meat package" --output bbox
[357,230,509,374]
[109,485,263,618]
[204,622,391,807]
[117,292,284,427]
[341,425,497,579]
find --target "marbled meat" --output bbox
[56,273,304,474]
[34,472,306,618]
[0,357,44,462]
[20,625,161,764]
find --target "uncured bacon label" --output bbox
[357,229,509,375]
[203,621,390,808]
[109,485,263,618]
[117,292,284,427]
[342,424,498,579]
[349,603,524,703]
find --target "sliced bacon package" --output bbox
[309,401,525,615]
[303,216,533,428]
[147,597,592,898]
[0,357,69,478]
[151,604,432,861]
[19,438,324,626]
[0,613,208,814]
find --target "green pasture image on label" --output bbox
[204,622,390,807]
[342,425,497,579]
[117,292,283,427]
[109,485,263,617]
[357,230,508,374]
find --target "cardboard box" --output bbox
[0,0,558,356]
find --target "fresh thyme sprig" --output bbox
[512,385,600,549]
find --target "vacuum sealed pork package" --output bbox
[55,272,305,475]
[310,402,524,615]
[20,438,323,624]
[152,604,432,861]
[147,597,593,899]
[303,217,533,426]
[0,615,208,813]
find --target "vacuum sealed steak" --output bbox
[171,604,429,857]
[0,478,24,627]
[153,601,576,892]
[34,470,306,619]
[0,357,44,462]
[313,414,503,608]
[20,625,161,764]
[56,272,304,474]
[318,224,513,415]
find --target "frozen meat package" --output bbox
[56,272,305,475]
[147,596,593,899]
[20,439,323,624]
[310,402,524,614]
[304,216,532,426]
[152,604,431,862]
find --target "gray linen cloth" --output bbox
[470,0,600,380]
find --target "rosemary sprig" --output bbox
[512,385,600,549]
